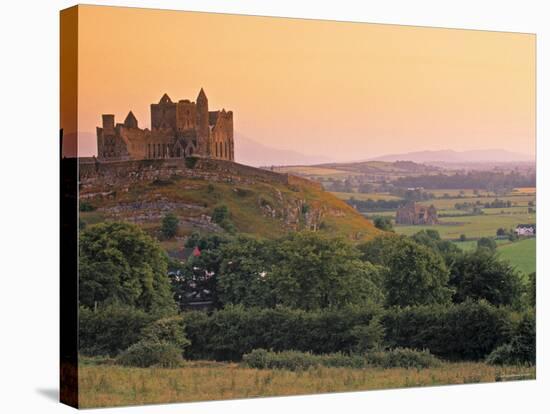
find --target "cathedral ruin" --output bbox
[395,201,438,225]
[96,89,234,161]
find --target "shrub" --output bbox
[211,205,236,233]
[182,301,514,362]
[117,340,183,368]
[161,213,179,239]
[486,312,535,366]
[141,317,191,350]
[182,305,381,361]
[367,348,442,369]
[184,156,198,169]
[351,315,385,352]
[382,300,513,360]
[242,349,366,371]
[79,201,96,212]
[79,305,154,356]
[477,237,497,252]
[373,216,393,231]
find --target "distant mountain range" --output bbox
[370,149,534,164]
[235,134,331,167]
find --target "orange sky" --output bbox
[74,5,535,161]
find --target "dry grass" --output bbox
[78,361,534,408]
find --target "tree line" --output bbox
[78,222,535,367]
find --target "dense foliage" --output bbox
[117,340,183,368]
[79,222,176,316]
[381,300,513,360]
[79,304,154,356]
[394,171,535,191]
[486,312,535,366]
[367,348,442,369]
[359,235,453,307]
[180,301,514,362]
[218,232,385,310]
[78,221,534,369]
[181,304,380,361]
[243,349,366,371]
[161,213,179,239]
[449,248,522,306]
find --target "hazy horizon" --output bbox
[68,6,535,161]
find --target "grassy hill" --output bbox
[79,161,380,247]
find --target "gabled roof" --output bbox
[159,93,173,104]
[124,111,138,127]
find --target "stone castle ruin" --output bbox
[97,89,234,161]
[395,201,438,225]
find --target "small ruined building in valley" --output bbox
[96,89,234,161]
[395,201,438,225]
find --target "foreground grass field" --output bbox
[78,361,534,408]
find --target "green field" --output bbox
[428,195,534,210]
[333,192,402,201]
[451,238,536,276]
[78,361,534,408]
[498,238,536,275]
[393,211,535,239]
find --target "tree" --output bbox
[161,213,179,239]
[79,222,176,316]
[528,272,536,307]
[411,230,461,265]
[477,237,497,252]
[270,232,384,310]
[212,204,236,233]
[218,232,385,310]
[373,216,393,232]
[459,234,467,242]
[359,235,453,307]
[496,227,507,237]
[448,248,522,306]
[217,236,275,308]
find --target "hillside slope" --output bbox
[79,158,380,245]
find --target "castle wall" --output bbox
[79,158,292,187]
[210,111,234,161]
[176,100,197,131]
[151,101,176,131]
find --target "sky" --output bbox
[69,5,535,162]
